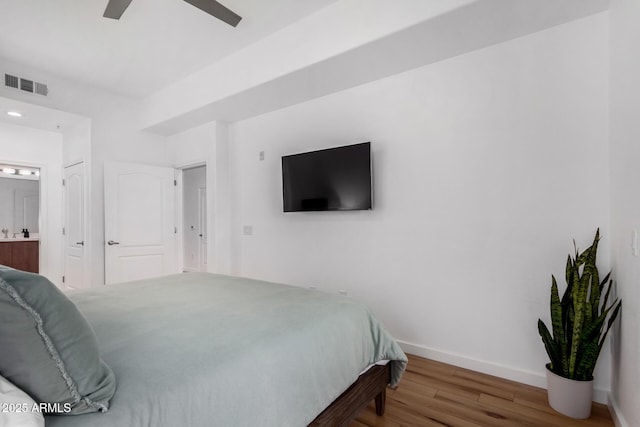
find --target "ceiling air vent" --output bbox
[3,73,48,97]
[20,78,34,93]
[35,82,48,96]
[4,73,18,89]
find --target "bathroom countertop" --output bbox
[0,237,40,242]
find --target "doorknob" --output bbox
[76,241,84,246]
[107,240,120,245]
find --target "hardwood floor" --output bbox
[352,354,614,427]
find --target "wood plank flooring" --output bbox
[352,354,614,427]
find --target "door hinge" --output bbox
[62,179,65,186]
[62,227,65,236]
[62,276,65,283]
[174,226,177,234]
[174,179,177,186]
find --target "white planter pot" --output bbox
[545,364,593,419]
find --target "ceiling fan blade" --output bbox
[103,0,134,19]
[183,0,242,27]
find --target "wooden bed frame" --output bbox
[309,364,391,426]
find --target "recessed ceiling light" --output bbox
[18,169,32,176]
[2,168,16,174]
[7,111,22,117]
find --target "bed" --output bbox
[0,270,407,427]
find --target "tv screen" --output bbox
[282,142,372,212]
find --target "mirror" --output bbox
[0,164,40,237]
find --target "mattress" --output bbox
[44,273,407,427]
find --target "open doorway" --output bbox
[182,165,207,272]
[0,164,40,273]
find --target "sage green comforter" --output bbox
[45,273,407,426]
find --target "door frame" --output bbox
[62,160,91,289]
[175,160,211,273]
[0,158,45,275]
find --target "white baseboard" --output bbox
[608,394,630,427]
[397,340,609,404]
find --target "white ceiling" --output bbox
[0,0,337,99]
[0,96,86,133]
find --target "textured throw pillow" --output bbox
[0,267,116,414]
[0,374,44,427]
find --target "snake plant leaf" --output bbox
[562,255,576,344]
[565,254,574,290]
[566,303,575,358]
[550,277,563,335]
[581,309,608,343]
[579,318,608,377]
[594,271,611,318]
[570,255,583,304]
[600,271,611,287]
[583,245,601,321]
[575,338,599,380]
[569,306,585,376]
[584,301,622,380]
[601,275,613,315]
[563,255,575,303]
[538,319,562,373]
[570,265,590,375]
[584,298,593,327]
[585,273,597,325]
[549,276,567,370]
[599,301,622,348]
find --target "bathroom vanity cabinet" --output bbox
[0,240,39,273]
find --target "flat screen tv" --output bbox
[282,142,372,212]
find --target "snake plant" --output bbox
[538,229,621,381]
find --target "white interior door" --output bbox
[104,162,177,284]
[198,187,207,272]
[63,162,86,290]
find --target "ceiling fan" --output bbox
[103,0,242,27]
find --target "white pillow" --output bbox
[0,375,44,427]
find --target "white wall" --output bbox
[0,122,63,286]
[63,119,91,165]
[609,1,640,426]
[229,13,612,397]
